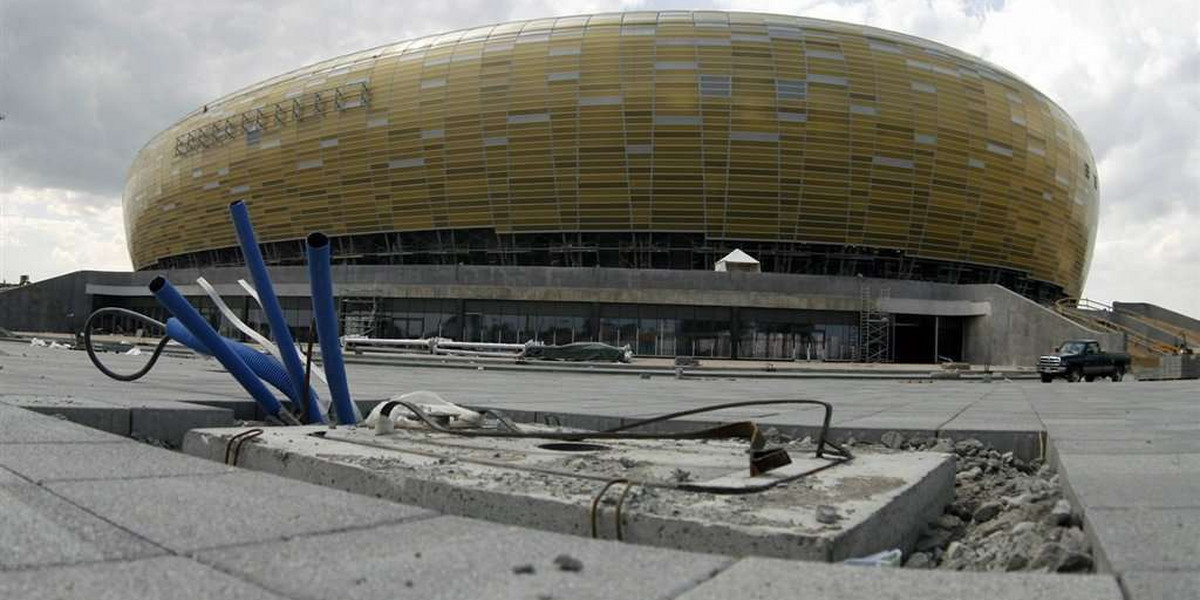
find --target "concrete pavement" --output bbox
[0,404,1124,600]
[2,340,1196,599]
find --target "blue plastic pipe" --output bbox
[305,232,356,424]
[165,318,321,412]
[150,276,287,420]
[229,201,323,423]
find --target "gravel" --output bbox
[553,554,584,572]
[901,437,1094,573]
[880,431,905,449]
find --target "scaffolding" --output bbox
[858,285,892,363]
[174,81,370,157]
[341,297,379,339]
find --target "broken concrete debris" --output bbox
[973,501,1003,523]
[880,430,905,449]
[902,437,1093,573]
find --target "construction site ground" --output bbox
[1,340,1196,600]
[9,330,1038,379]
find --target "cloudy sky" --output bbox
[1,0,1197,315]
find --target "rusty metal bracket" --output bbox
[224,428,264,466]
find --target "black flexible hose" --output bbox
[83,307,171,381]
[374,398,852,461]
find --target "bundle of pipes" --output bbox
[87,201,361,426]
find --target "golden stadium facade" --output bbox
[124,10,1099,299]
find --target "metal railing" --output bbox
[1053,298,1178,354]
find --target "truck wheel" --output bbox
[1067,368,1082,383]
[1040,374,1053,383]
[1111,369,1124,382]
[1085,375,1095,382]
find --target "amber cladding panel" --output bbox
[124,11,1099,296]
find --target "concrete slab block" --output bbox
[0,395,130,436]
[45,471,434,553]
[829,425,937,446]
[185,426,953,562]
[182,396,261,421]
[0,467,162,568]
[1041,421,1161,439]
[0,441,234,483]
[197,515,731,600]
[1056,453,1200,509]
[835,413,948,432]
[676,556,1124,600]
[1086,508,1200,573]
[1120,570,1200,600]
[0,556,287,600]
[1050,437,1200,457]
[0,403,127,444]
[938,412,1044,430]
[85,397,237,447]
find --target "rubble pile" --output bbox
[894,436,1093,573]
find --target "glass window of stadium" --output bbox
[462,300,592,345]
[738,308,859,361]
[599,304,732,358]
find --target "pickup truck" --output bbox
[1037,340,1131,383]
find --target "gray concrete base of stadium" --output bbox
[1,342,1197,600]
[0,264,1127,366]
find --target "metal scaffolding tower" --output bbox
[858,285,892,363]
[341,297,379,338]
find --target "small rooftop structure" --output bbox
[715,248,760,273]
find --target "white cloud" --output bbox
[0,187,131,283]
[1,0,1197,316]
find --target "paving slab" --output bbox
[196,515,733,600]
[0,467,162,569]
[0,395,131,436]
[835,414,949,434]
[0,403,127,444]
[938,411,1045,430]
[1050,437,1200,457]
[45,470,435,553]
[79,396,236,447]
[1120,570,1200,600]
[0,556,287,600]
[1056,453,1200,509]
[0,441,235,483]
[182,396,262,421]
[1085,507,1200,573]
[676,555,1123,600]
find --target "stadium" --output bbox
[4,11,1113,365]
